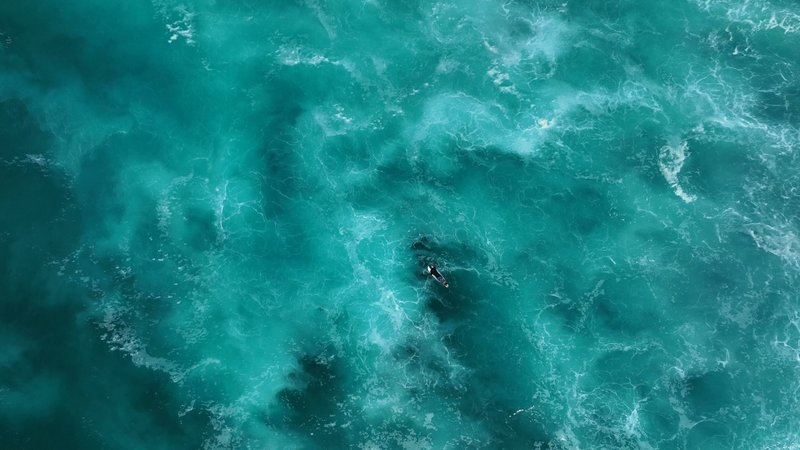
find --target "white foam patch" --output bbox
[486,66,517,95]
[659,141,697,203]
[678,65,799,173]
[203,402,245,450]
[338,211,389,281]
[1,153,63,175]
[555,425,583,449]
[480,14,572,81]
[208,177,269,243]
[312,104,363,137]
[99,300,184,382]
[153,0,195,45]
[434,57,460,74]
[762,11,800,34]
[350,212,387,243]
[557,79,664,119]
[358,430,433,450]
[484,242,519,289]
[623,398,652,446]
[213,179,229,241]
[693,0,800,34]
[771,310,800,364]
[156,194,172,234]
[376,288,412,331]
[24,153,49,166]
[718,298,757,330]
[276,45,331,66]
[746,222,800,270]
[335,210,424,359]
[409,92,546,156]
[304,0,337,40]
[98,291,223,385]
[155,173,195,235]
[0,31,12,49]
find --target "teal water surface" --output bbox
[2,0,800,448]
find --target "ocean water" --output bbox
[1,0,799,448]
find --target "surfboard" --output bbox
[427,265,449,288]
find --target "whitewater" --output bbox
[1,0,799,448]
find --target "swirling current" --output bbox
[1,0,800,448]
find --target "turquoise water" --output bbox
[2,0,800,448]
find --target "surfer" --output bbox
[427,265,449,288]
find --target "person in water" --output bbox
[428,265,449,288]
